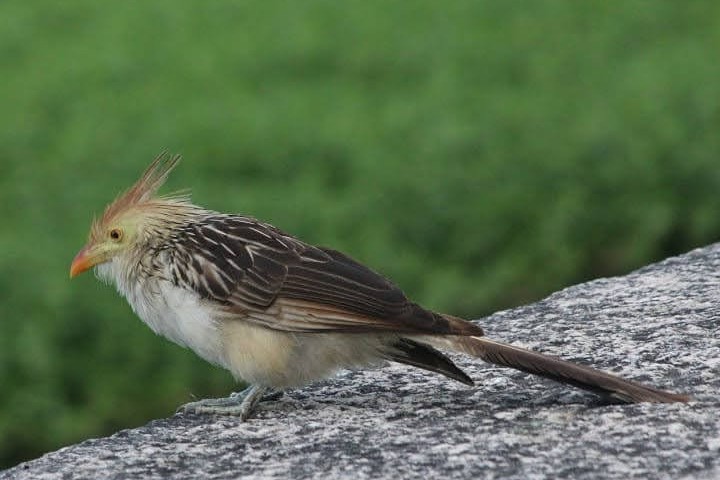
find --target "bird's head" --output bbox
[70,152,191,278]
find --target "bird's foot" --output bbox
[177,385,279,421]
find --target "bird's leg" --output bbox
[177,385,274,420]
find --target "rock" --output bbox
[2,245,718,479]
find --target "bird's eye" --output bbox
[109,228,123,241]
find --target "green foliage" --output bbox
[1,0,719,468]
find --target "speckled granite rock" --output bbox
[3,246,719,480]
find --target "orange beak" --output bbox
[70,245,99,278]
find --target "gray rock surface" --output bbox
[3,245,719,479]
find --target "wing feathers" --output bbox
[164,215,481,336]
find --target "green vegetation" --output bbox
[1,0,719,468]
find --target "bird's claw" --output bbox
[176,385,275,421]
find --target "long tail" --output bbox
[443,336,690,403]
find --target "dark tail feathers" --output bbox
[452,336,689,403]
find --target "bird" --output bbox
[70,152,690,420]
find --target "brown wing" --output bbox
[165,215,481,336]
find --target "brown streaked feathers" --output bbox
[163,215,483,336]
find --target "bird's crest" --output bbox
[90,151,188,240]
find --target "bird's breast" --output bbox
[126,279,227,368]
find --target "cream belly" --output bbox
[107,261,394,389]
[221,321,393,388]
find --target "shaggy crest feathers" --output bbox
[90,151,193,241]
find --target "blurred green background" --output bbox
[1,0,719,469]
